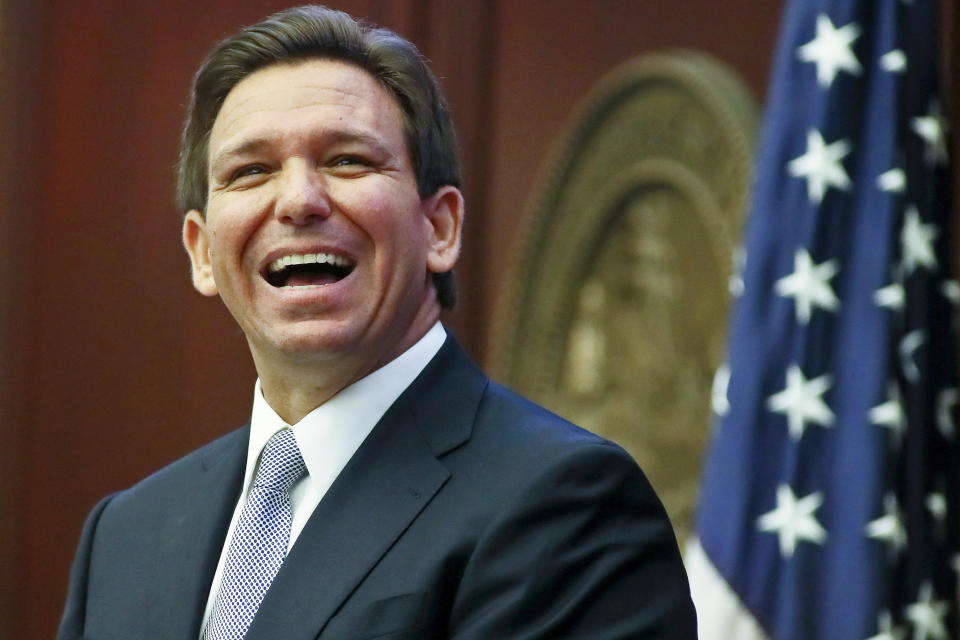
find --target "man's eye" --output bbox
[333,155,367,167]
[231,165,267,181]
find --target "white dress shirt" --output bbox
[199,322,446,637]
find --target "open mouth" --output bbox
[264,252,355,288]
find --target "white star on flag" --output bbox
[712,364,731,417]
[936,388,958,439]
[879,49,907,74]
[927,493,947,522]
[865,493,906,554]
[767,365,834,440]
[901,206,939,275]
[874,282,905,311]
[869,382,906,442]
[866,610,907,640]
[940,279,960,305]
[899,330,926,384]
[757,484,827,558]
[905,582,949,640]
[911,101,949,166]
[796,14,862,88]
[788,129,852,204]
[877,167,906,193]
[729,248,746,297]
[775,249,840,324]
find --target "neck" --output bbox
[252,306,441,424]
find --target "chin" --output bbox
[260,323,364,362]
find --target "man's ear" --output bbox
[423,186,464,275]
[182,210,219,296]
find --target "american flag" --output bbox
[686,1,960,638]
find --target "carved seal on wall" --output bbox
[490,51,758,542]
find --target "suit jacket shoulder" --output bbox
[59,427,248,640]
[301,338,698,639]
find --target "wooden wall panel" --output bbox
[484,0,782,338]
[423,0,499,355]
[1,4,48,637]
[3,2,783,637]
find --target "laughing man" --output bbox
[58,6,697,639]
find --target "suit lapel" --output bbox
[245,337,488,640]
[142,427,247,639]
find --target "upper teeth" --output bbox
[268,253,351,273]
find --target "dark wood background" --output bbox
[1,1,951,637]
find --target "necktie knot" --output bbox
[254,428,307,494]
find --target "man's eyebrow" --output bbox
[209,138,272,169]
[209,129,397,170]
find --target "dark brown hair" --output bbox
[177,5,460,307]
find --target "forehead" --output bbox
[209,59,406,157]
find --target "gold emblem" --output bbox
[490,52,758,542]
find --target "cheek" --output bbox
[206,225,230,261]
[205,225,253,291]
[340,182,421,236]
[207,199,267,261]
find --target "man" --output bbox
[58,6,697,639]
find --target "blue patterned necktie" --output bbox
[204,428,307,640]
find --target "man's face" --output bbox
[182,59,461,379]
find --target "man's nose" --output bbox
[273,161,332,225]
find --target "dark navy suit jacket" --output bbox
[58,337,697,639]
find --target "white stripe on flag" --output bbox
[685,538,769,640]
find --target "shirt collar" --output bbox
[243,321,447,498]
